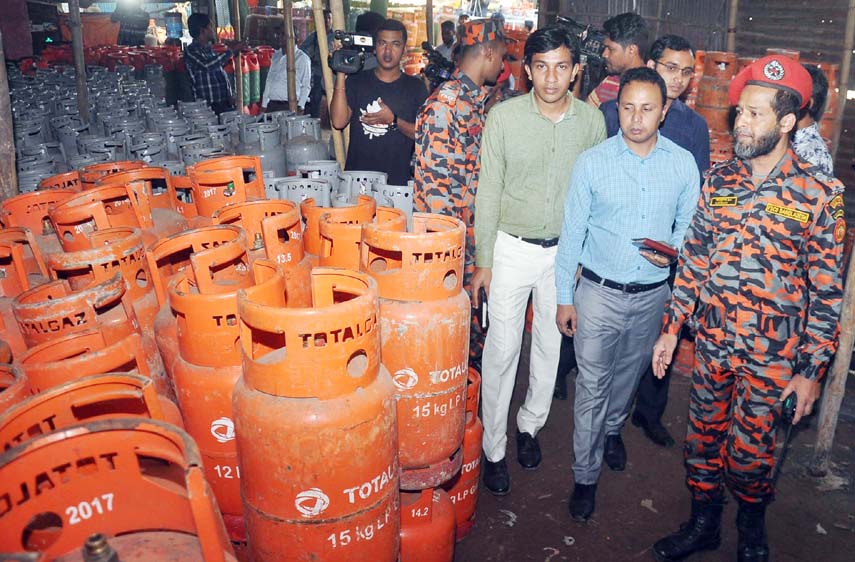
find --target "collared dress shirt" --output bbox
[556,133,700,305]
[184,42,233,104]
[261,47,312,110]
[475,91,606,267]
[602,97,711,176]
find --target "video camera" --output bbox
[328,30,377,74]
[554,15,607,99]
[421,42,455,90]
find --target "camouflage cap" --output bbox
[459,19,504,47]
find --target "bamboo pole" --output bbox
[284,0,298,112]
[426,0,433,46]
[726,0,739,53]
[809,232,855,476]
[209,0,217,28]
[68,0,90,124]
[831,0,855,157]
[232,0,243,111]
[316,0,346,167]
[654,0,663,39]
[0,32,18,200]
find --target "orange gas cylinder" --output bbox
[146,225,248,380]
[44,229,168,399]
[189,155,266,200]
[38,169,82,191]
[169,250,285,542]
[213,199,313,307]
[171,174,200,220]
[96,167,179,210]
[48,182,183,252]
[12,274,138,349]
[17,328,174,404]
[320,206,407,270]
[361,213,469,489]
[79,160,147,190]
[234,268,400,562]
[0,363,30,414]
[0,228,50,360]
[0,419,237,562]
[399,489,456,562]
[442,367,483,540]
[0,189,75,255]
[186,166,250,224]
[0,373,182,451]
[300,194,376,258]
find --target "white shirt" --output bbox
[435,42,455,62]
[262,47,312,109]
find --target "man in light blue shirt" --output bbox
[555,67,699,522]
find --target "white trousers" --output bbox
[481,231,562,462]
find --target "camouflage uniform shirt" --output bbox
[414,69,490,251]
[662,149,845,381]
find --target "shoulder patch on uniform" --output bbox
[765,203,811,224]
[710,196,738,207]
[834,218,847,243]
[830,194,844,209]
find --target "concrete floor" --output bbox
[452,334,855,562]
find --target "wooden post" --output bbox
[831,0,855,157]
[284,0,298,112]
[726,0,739,53]
[209,0,218,28]
[317,0,346,167]
[810,207,855,476]
[0,32,18,200]
[68,0,90,124]
[426,0,433,46]
[654,0,664,38]
[232,0,243,112]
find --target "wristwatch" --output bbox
[388,113,398,131]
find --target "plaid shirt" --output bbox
[184,42,233,104]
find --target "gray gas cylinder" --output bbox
[237,121,288,178]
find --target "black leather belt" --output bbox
[513,235,560,248]
[581,267,667,294]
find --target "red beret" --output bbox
[728,55,812,108]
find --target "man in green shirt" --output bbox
[472,25,606,495]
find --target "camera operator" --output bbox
[329,18,428,185]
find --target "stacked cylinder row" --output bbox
[0,153,480,562]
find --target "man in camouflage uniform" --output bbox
[650,56,844,562]
[414,19,507,371]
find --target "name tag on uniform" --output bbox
[710,196,738,207]
[765,203,811,224]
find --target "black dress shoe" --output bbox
[482,458,510,496]
[603,434,626,471]
[569,483,596,521]
[632,411,676,447]
[516,430,542,470]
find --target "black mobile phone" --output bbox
[782,393,797,425]
[473,287,489,330]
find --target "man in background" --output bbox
[436,20,457,62]
[586,12,649,107]
[262,44,312,114]
[330,18,427,185]
[184,13,244,114]
[301,9,333,119]
[793,64,834,176]
[414,19,507,372]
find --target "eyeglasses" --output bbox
[655,61,695,79]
